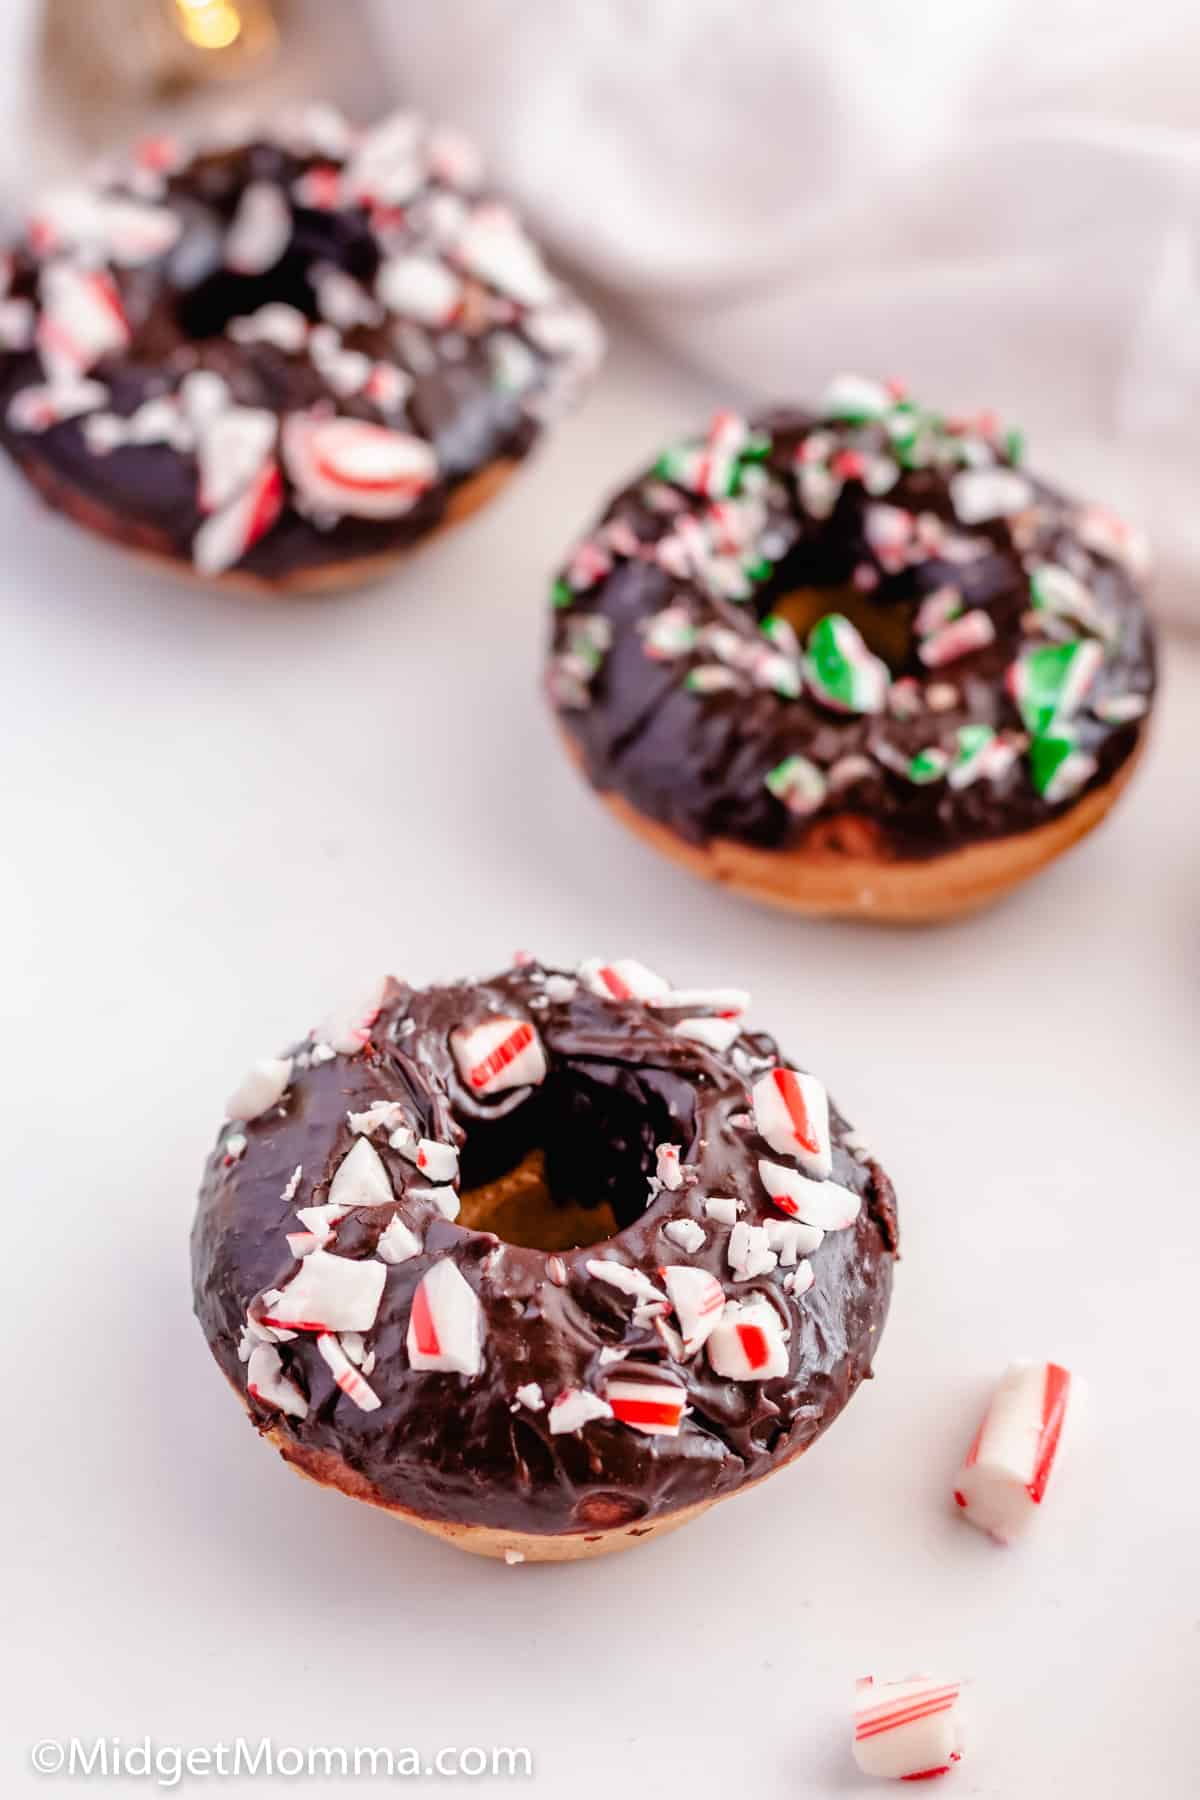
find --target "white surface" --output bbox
[2,326,1198,1798]
[375,0,1200,625]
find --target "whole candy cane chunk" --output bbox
[707,1298,789,1381]
[752,1068,832,1178]
[953,1361,1075,1544]
[852,1675,964,1780]
[605,1374,686,1436]
[406,1258,484,1376]
[451,1017,547,1097]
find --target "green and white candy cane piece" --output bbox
[1029,731,1098,803]
[821,374,892,424]
[804,613,890,715]
[765,754,827,817]
[1029,562,1113,642]
[641,605,698,660]
[1008,638,1104,737]
[946,723,1020,790]
[906,745,951,785]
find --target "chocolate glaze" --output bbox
[191,963,897,1537]
[0,112,600,581]
[549,403,1156,860]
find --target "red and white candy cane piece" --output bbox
[954,1361,1075,1544]
[673,1017,740,1053]
[294,1203,347,1245]
[316,975,391,1055]
[548,1387,614,1434]
[376,1215,422,1265]
[707,1298,790,1381]
[577,958,671,1002]
[282,414,438,520]
[316,1332,382,1411]
[852,1675,964,1781]
[605,1374,686,1436]
[192,457,284,576]
[195,405,277,514]
[655,1144,683,1191]
[259,1249,386,1335]
[225,180,292,274]
[328,1138,394,1211]
[451,1016,547,1097]
[660,1263,724,1358]
[414,1139,459,1183]
[376,254,463,326]
[917,610,996,668]
[455,202,557,307]
[763,1216,824,1264]
[245,1343,308,1419]
[752,1068,832,1178]
[348,1099,408,1137]
[36,264,129,380]
[759,1159,861,1230]
[226,1055,291,1122]
[406,1257,484,1376]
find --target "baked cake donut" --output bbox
[191,958,898,1562]
[0,106,602,594]
[547,379,1155,922]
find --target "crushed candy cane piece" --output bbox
[261,1249,386,1334]
[655,1144,684,1191]
[763,1217,824,1264]
[376,1215,422,1264]
[348,1099,409,1137]
[707,1298,790,1380]
[193,456,283,575]
[406,1258,484,1376]
[456,202,556,306]
[673,1016,740,1053]
[758,1160,861,1230]
[451,1016,547,1096]
[852,1676,964,1780]
[283,414,437,519]
[704,1197,741,1224]
[660,1263,724,1357]
[226,1056,291,1122]
[728,1221,778,1281]
[513,1382,545,1412]
[766,753,828,816]
[647,986,749,1016]
[917,610,995,667]
[577,958,670,1002]
[1008,638,1103,737]
[376,254,462,326]
[246,1344,308,1418]
[328,1138,394,1211]
[548,1387,613,1433]
[950,464,1033,523]
[316,1331,382,1411]
[752,1068,831,1177]
[317,976,391,1055]
[1029,731,1097,802]
[662,1219,706,1254]
[225,181,292,274]
[954,1361,1075,1544]
[606,1372,686,1436]
[805,614,890,715]
[36,264,129,379]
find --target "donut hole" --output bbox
[455,1065,694,1253]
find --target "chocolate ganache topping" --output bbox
[191,959,898,1537]
[548,379,1155,861]
[0,106,602,583]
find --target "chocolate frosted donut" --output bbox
[547,379,1156,921]
[0,106,602,593]
[191,958,898,1562]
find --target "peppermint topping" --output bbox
[260,1249,386,1335]
[752,1068,832,1177]
[225,181,291,274]
[451,1017,547,1096]
[548,1388,613,1434]
[246,1344,308,1419]
[376,1216,422,1265]
[758,1160,861,1230]
[316,976,390,1056]
[605,1372,686,1436]
[316,1331,382,1411]
[577,957,671,1002]
[406,1259,484,1376]
[327,1139,394,1211]
[226,1056,291,1123]
[660,1264,725,1357]
[707,1299,790,1381]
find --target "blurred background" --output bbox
[9,0,1200,626]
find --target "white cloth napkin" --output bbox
[369,0,1200,626]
